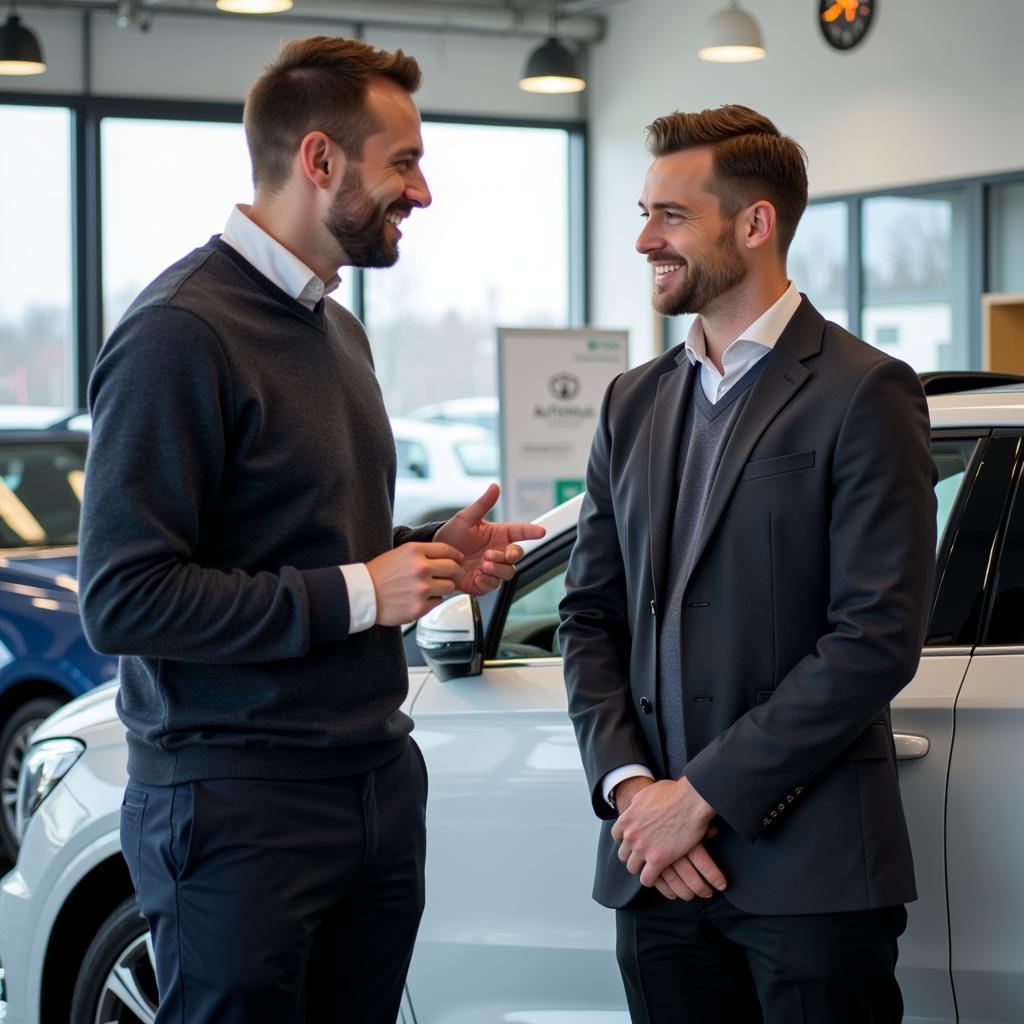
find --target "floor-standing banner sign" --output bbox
[497,327,629,521]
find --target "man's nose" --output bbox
[407,169,432,209]
[636,219,661,254]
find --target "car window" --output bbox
[0,443,86,547]
[927,434,1018,647]
[494,562,568,660]
[395,440,429,479]
[985,457,1024,645]
[932,437,979,551]
[455,439,498,477]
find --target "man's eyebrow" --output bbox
[393,146,424,160]
[639,200,692,213]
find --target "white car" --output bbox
[391,417,499,525]
[405,395,498,436]
[3,376,1024,1023]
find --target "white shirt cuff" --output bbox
[602,764,654,809]
[339,563,377,634]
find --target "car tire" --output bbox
[0,694,63,860]
[70,896,158,1024]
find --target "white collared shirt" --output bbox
[601,282,803,807]
[219,205,377,633]
[684,282,802,404]
[220,204,341,310]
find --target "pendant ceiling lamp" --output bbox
[698,0,766,63]
[0,4,45,76]
[519,0,585,94]
[216,0,292,14]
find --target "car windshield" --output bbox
[0,441,87,548]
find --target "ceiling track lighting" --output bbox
[519,0,585,94]
[698,0,766,63]
[0,2,45,76]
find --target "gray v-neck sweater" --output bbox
[80,237,434,785]
[658,358,767,779]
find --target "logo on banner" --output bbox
[548,373,581,401]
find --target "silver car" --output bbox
[2,377,1023,1024]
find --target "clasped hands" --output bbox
[367,483,546,626]
[611,775,727,902]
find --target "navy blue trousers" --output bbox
[616,887,907,1024]
[120,741,427,1024]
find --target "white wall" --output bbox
[587,0,1024,363]
[0,10,584,120]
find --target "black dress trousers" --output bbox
[120,740,427,1024]
[616,887,907,1024]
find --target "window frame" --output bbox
[802,167,1024,370]
[0,91,587,409]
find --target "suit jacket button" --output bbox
[640,697,653,714]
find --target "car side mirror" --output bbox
[415,593,483,680]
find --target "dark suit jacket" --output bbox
[558,297,936,914]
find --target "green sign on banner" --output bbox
[555,479,585,504]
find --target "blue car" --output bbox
[0,411,116,859]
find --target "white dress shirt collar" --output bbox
[684,282,802,403]
[220,204,341,311]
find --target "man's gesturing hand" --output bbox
[611,776,725,892]
[367,543,464,625]
[434,483,546,595]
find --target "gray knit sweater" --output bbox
[79,237,436,785]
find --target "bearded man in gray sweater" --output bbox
[79,36,544,1024]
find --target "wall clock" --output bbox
[819,0,875,51]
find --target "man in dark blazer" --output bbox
[559,105,936,1023]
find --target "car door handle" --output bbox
[893,733,929,760]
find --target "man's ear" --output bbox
[742,199,777,251]
[297,130,345,190]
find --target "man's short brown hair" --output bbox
[244,36,422,193]
[646,104,808,257]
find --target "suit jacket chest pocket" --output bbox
[739,449,815,484]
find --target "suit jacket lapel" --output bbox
[648,355,697,603]
[683,298,824,594]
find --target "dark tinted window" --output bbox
[928,435,1017,647]
[985,439,1024,645]
[0,441,86,547]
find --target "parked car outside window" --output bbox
[391,417,499,525]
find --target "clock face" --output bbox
[819,0,875,51]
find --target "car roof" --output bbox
[927,385,1024,429]
[390,417,495,442]
[407,396,498,417]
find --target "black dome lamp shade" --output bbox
[0,7,46,76]
[519,1,585,94]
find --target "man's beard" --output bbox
[653,223,746,317]
[325,164,406,269]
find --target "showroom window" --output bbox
[861,191,970,371]
[0,104,74,409]
[362,121,573,417]
[987,181,1024,294]
[0,97,582,409]
[788,200,848,329]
